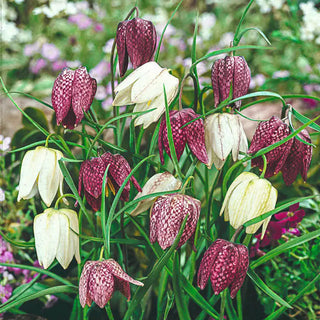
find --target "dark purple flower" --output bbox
[150,194,200,250]
[248,116,293,178]
[158,108,209,165]
[211,56,251,108]
[78,152,142,211]
[197,239,249,298]
[52,66,97,129]
[116,17,157,77]
[79,259,143,308]
[281,130,312,186]
[274,203,305,229]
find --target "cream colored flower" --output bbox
[220,172,277,237]
[17,146,64,206]
[112,61,179,129]
[130,172,182,216]
[205,113,248,170]
[34,208,80,269]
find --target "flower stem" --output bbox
[242,233,252,247]
[231,226,243,242]
[219,289,227,320]
[45,133,57,147]
[260,154,267,179]
[54,193,76,209]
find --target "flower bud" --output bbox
[211,56,251,108]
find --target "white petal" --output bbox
[56,212,72,269]
[228,115,242,161]
[34,209,60,269]
[112,84,134,106]
[17,147,46,202]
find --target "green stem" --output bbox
[242,234,252,246]
[237,290,243,320]
[219,290,227,320]
[231,226,243,243]
[260,154,267,178]
[54,193,76,209]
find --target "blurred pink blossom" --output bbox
[52,60,68,72]
[94,23,104,32]
[41,43,60,62]
[30,58,47,74]
[0,284,12,303]
[95,85,107,100]
[89,60,110,83]
[24,41,41,57]
[68,13,92,30]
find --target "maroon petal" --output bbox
[114,277,131,300]
[71,66,97,126]
[218,56,235,104]
[84,191,102,212]
[61,105,77,129]
[126,18,157,69]
[79,261,96,307]
[211,60,220,108]
[52,68,74,125]
[116,21,129,77]
[230,244,249,298]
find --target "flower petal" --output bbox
[116,20,129,77]
[79,261,96,307]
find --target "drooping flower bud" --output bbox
[211,56,251,108]
[34,208,80,269]
[78,152,141,211]
[130,172,182,216]
[17,146,64,207]
[116,17,157,77]
[150,194,201,250]
[197,239,249,298]
[158,108,209,165]
[79,259,143,308]
[52,66,97,129]
[248,116,293,178]
[220,172,278,237]
[204,113,248,170]
[112,62,179,128]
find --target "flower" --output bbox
[211,56,251,108]
[52,66,97,129]
[130,172,182,216]
[34,208,80,269]
[204,113,248,170]
[248,116,293,178]
[112,62,179,129]
[220,172,278,236]
[197,239,249,298]
[281,130,312,185]
[17,147,64,207]
[30,58,47,74]
[158,108,209,165]
[150,194,200,250]
[68,13,92,30]
[78,152,141,211]
[116,17,157,76]
[79,259,143,308]
[274,203,305,229]
[0,134,11,153]
[41,43,60,62]
[0,284,13,304]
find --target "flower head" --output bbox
[52,66,97,129]
[131,172,182,216]
[17,146,64,207]
[112,62,179,128]
[220,172,278,237]
[79,259,143,308]
[116,17,157,76]
[78,152,141,211]
[150,194,200,250]
[34,208,80,269]
[204,113,248,169]
[158,109,208,165]
[197,239,249,298]
[211,56,251,108]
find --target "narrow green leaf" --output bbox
[237,27,271,46]
[0,230,35,248]
[291,107,320,132]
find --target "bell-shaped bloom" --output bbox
[34,208,80,269]
[197,239,249,298]
[248,116,293,178]
[130,172,182,216]
[112,62,179,129]
[220,172,278,237]
[52,66,97,129]
[281,129,312,185]
[79,259,143,308]
[116,17,157,77]
[17,146,64,207]
[150,194,201,250]
[205,113,248,170]
[211,56,251,108]
[158,108,209,165]
[78,152,141,211]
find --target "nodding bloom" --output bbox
[204,113,248,170]
[158,108,209,165]
[52,66,97,129]
[116,17,157,76]
[197,239,249,298]
[220,172,278,237]
[79,259,143,308]
[34,208,80,269]
[112,62,179,129]
[211,56,251,108]
[78,152,141,211]
[248,116,312,185]
[130,172,182,216]
[150,194,201,250]
[17,147,64,207]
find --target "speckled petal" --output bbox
[211,60,220,108]
[116,20,129,77]
[79,261,97,308]
[233,56,251,108]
